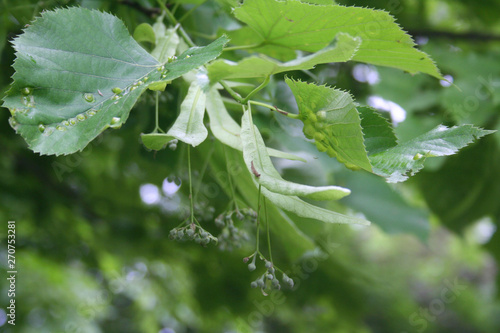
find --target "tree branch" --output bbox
[118,0,161,17]
[409,29,500,42]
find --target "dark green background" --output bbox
[1,0,500,332]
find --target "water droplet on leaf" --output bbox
[56,125,66,131]
[77,114,86,121]
[9,118,18,128]
[413,153,424,160]
[62,120,70,126]
[69,118,77,126]
[111,117,120,125]
[38,124,46,133]
[21,87,32,95]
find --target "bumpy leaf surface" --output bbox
[2,8,228,155]
[286,78,372,171]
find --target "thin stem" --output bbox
[248,100,300,119]
[193,143,214,203]
[178,26,196,47]
[179,1,206,23]
[264,197,273,263]
[156,0,176,23]
[185,30,216,40]
[255,184,262,253]
[242,76,270,104]
[223,145,239,211]
[171,2,180,15]
[220,81,244,104]
[153,91,164,133]
[188,145,195,224]
[301,69,320,83]
[221,96,241,107]
[156,0,195,47]
[223,43,263,51]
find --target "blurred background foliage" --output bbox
[1,0,500,332]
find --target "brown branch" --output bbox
[117,0,161,17]
[409,29,500,42]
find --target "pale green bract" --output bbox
[151,14,180,63]
[166,81,208,147]
[260,187,370,226]
[233,0,443,79]
[2,7,228,156]
[207,32,361,81]
[240,107,369,225]
[205,87,307,162]
[241,108,351,200]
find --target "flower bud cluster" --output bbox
[214,208,255,251]
[169,223,217,246]
[168,139,178,151]
[245,257,294,292]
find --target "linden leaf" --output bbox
[2,7,228,155]
[369,125,496,182]
[233,0,442,78]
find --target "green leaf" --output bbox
[205,87,306,162]
[160,35,229,82]
[233,0,442,78]
[166,81,207,147]
[359,106,398,155]
[2,8,228,155]
[133,23,156,44]
[369,125,496,182]
[286,78,372,171]
[208,32,361,81]
[260,186,370,225]
[140,133,175,150]
[286,80,493,182]
[241,108,351,200]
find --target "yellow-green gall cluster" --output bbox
[301,108,361,171]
